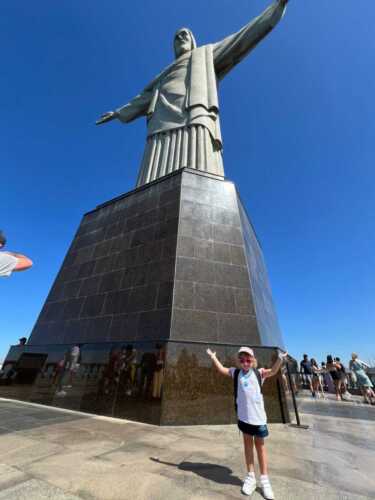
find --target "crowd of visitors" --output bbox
[299,353,375,404]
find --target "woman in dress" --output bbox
[349,353,375,404]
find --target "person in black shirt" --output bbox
[300,354,315,397]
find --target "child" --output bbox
[206,346,288,499]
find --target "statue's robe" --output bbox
[116,1,286,187]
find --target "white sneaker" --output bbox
[242,473,256,496]
[55,390,67,397]
[260,475,274,499]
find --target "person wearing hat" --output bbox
[0,231,33,277]
[206,346,287,499]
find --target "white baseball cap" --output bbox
[238,347,254,357]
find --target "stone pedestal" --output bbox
[1,169,289,425]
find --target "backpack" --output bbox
[233,368,263,412]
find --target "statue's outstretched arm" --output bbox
[213,0,287,80]
[96,88,153,126]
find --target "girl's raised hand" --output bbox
[206,348,216,359]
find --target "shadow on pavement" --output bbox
[150,457,242,486]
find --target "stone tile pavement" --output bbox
[0,394,373,499]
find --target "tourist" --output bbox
[311,358,325,398]
[68,344,81,385]
[334,357,351,400]
[349,353,375,405]
[207,346,287,499]
[326,355,345,401]
[300,354,315,397]
[321,361,334,393]
[0,231,33,277]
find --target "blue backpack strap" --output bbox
[233,368,240,412]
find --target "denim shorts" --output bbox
[237,420,269,438]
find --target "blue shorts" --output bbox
[238,420,269,438]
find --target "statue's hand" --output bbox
[96,111,118,125]
[278,0,288,5]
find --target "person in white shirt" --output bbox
[0,231,33,277]
[207,346,287,499]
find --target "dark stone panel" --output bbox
[110,235,126,254]
[81,294,106,318]
[234,288,255,315]
[213,241,232,264]
[171,308,218,342]
[212,206,240,227]
[93,256,113,275]
[177,236,214,261]
[93,240,112,259]
[103,290,131,315]
[194,239,214,261]
[148,258,175,283]
[193,283,235,314]
[47,282,64,303]
[78,276,101,297]
[213,224,243,245]
[216,313,260,344]
[127,285,158,313]
[192,220,212,240]
[159,187,180,206]
[121,265,148,289]
[216,286,236,314]
[178,218,193,238]
[137,241,163,266]
[44,302,65,322]
[63,298,85,320]
[230,245,247,266]
[108,313,139,342]
[162,236,177,260]
[59,264,80,283]
[177,236,194,258]
[62,280,82,300]
[175,257,216,284]
[74,246,95,266]
[138,309,171,340]
[62,318,90,343]
[214,262,250,288]
[87,316,112,342]
[157,282,173,308]
[131,226,155,248]
[99,270,124,293]
[154,218,179,241]
[173,280,194,309]
[78,260,96,279]
[105,220,123,239]
[194,283,219,312]
[114,248,138,270]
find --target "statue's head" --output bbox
[174,28,197,58]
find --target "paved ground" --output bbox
[0,393,374,499]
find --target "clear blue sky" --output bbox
[1,0,375,365]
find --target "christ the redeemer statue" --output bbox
[97,0,288,187]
